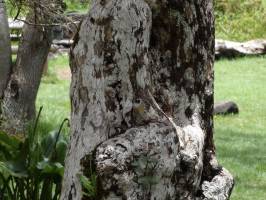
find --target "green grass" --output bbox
[36,55,71,135]
[215,0,266,41]
[214,56,266,200]
[65,0,90,13]
[36,55,266,199]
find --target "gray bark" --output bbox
[61,0,234,199]
[0,0,11,98]
[0,14,53,134]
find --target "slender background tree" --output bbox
[0,0,66,134]
[0,0,12,99]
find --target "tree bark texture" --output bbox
[0,0,11,98]
[61,0,234,200]
[0,14,52,134]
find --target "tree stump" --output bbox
[61,1,234,199]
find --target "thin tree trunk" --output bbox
[0,0,11,98]
[61,0,234,200]
[0,14,52,134]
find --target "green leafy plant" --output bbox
[65,0,91,12]
[78,173,97,198]
[78,154,98,199]
[0,107,69,200]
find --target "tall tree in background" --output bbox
[0,0,64,134]
[62,0,234,199]
[0,0,12,99]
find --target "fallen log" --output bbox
[8,19,24,30]
[12,45,69,55]
[10,34,21,41]
[214,101,239,115]
[215,39,266,58]
[52,39,73,48]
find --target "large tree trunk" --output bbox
[61,0,234,200]
[0,0,11,98]
[0,14,52,134]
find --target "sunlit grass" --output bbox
[215,0,266,41]
[36,55,70,135]
[214,56,266,200]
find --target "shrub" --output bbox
[65,0,90,12]
[0,108,69,200]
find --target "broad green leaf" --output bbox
[41,131,58,158]
[0,131,21,149]
[37,160,64,177]
[55,140,68,164]
[0,161,28,178]
[78,173,97,198]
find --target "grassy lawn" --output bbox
[36,55,266,199]
[215,0,266,41]
[36,55,71,135]
[214,56,266,200]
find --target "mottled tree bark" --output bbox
[0,0,11,98]
[61,0,234,200]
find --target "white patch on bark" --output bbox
[201,168,234,200]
